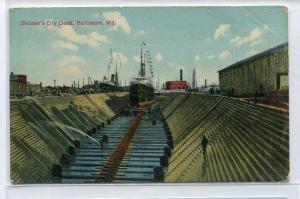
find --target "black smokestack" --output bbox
[205,79,207,87]
[111,74,115,83]
[180,69,183,81]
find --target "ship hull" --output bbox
[99,82,118,92]
[129,83,154,106]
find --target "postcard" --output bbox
[9,6,288,184]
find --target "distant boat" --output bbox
[129,42,154,107]
[99,78,117,92]
[98,49,121,92]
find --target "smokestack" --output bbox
[115,72,118,84]
[111,74,115,83]
[180,69,183,81]
[205,79,207,87]
[192,68,196,89]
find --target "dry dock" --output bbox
[10,92,289,183]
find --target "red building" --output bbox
[166,81,188,90]
[10,72,27,84]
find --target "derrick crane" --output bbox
[88,76,94,85]
[104,49,113,81]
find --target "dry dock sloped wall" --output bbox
[159,93,289,182]
[10,93,128,184]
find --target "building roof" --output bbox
[218,42,288,73]
[166,80,187,83]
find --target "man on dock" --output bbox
[201,135,209,160]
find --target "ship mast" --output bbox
[105,49,113,81]
[140,42,146,77]
[116,54,122,86]
[115,54,118,85]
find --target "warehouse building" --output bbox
[218,43,288,96]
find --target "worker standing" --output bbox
[201,135,209,160]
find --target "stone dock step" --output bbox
[61,116,132,183]
[114,118,168,182]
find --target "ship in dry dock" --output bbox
[129,42,155,107]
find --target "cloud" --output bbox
[133,55,140,63]
[53,55,93,86]
[56,25,109,47]
[207,54,215,60]
[132,55,141,63]
[214,24,231,40]
[249,39,262,46]
[52,40,79,51]
[154,53,163,61]
[194,54,200,60]
[102,11,131,34]
[219,50,230,60]
[134,30,145,37]
[57,55,87,66]
[230,26,267,46]
[263,24,269,30]
[112,52,128,65]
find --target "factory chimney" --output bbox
[115,72,118,85]
[111,74,115,83]
[192,68,196,89]
[180,69,183,81]
[205,79,207,87]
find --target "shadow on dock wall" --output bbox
[10,92,128,184]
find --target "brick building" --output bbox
[10,72,43,98]
[10,72,27,84]
[165,69,188,90]
[165,81,188,90]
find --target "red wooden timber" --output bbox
[94,113,144,182]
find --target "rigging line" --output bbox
[205,8,285,65]
[204,27,257,66]
[242,7,286,41]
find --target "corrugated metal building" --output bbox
[218,43,288,96]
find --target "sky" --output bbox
[9,7,288,87]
